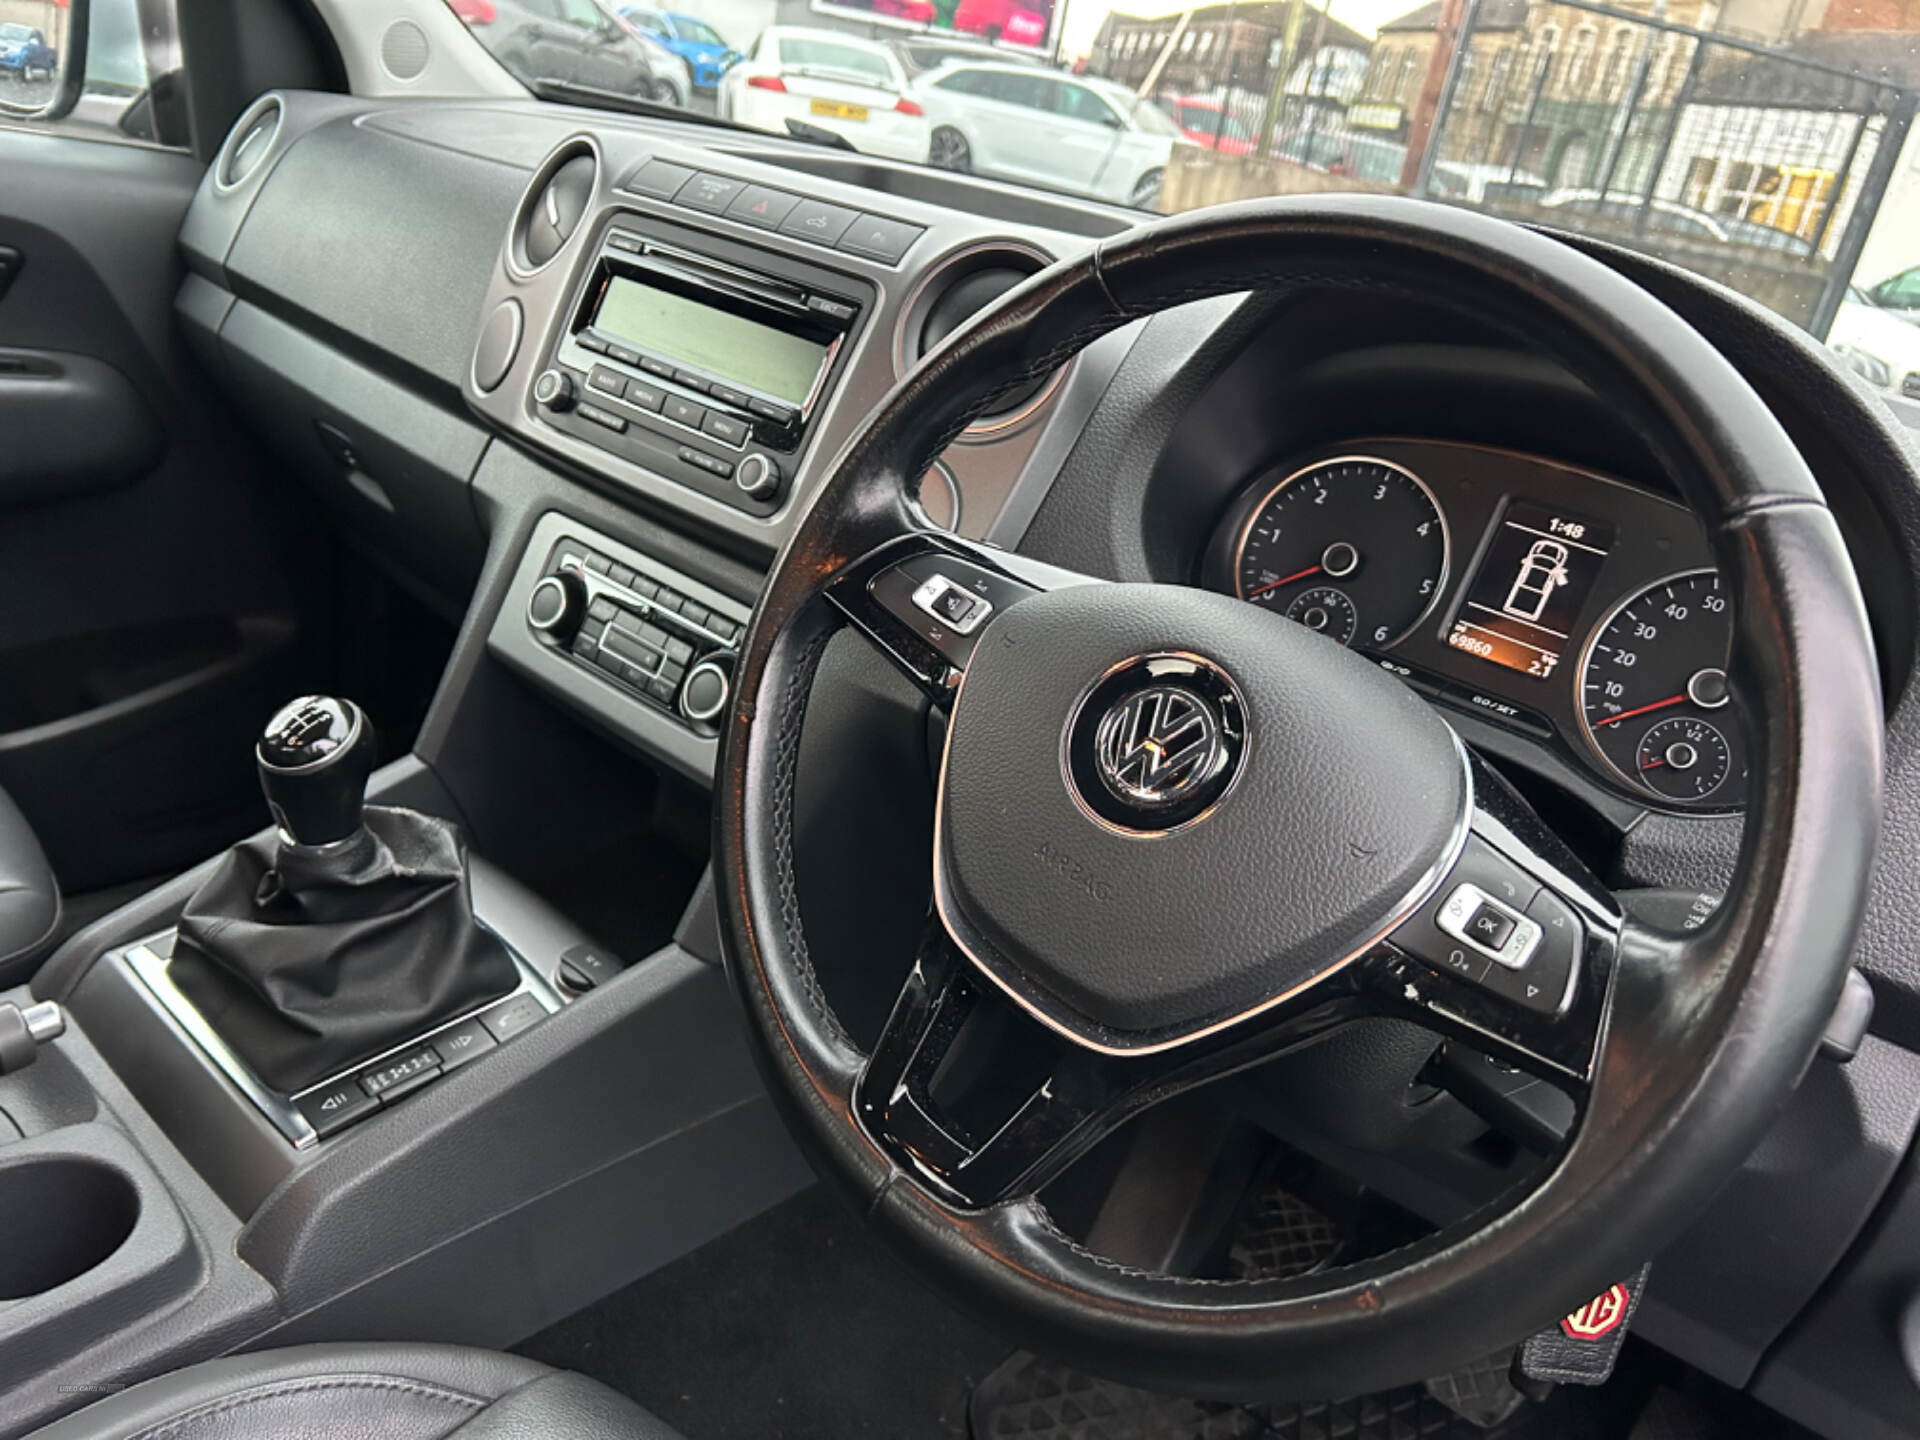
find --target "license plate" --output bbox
[809,99,868,122]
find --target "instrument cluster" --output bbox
[1203,439,1746,814]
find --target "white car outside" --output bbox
[913,63,1179,209]
[717,27,929,164]
[1828,287,1920,402]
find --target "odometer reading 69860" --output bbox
[1577,570,1747,808]
[1232,457,1448,649]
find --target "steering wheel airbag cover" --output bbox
[938,583,1467,1047]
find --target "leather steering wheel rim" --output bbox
[714,195,1884,1397]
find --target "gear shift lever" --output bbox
[257,695,377,847]
[168,695,519,1094]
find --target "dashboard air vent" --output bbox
[517,146,599,273]
[220,97,282,190]
[900,246,1053,424]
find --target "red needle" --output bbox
[1595,693,1687,728]
[1246,564,1322,601]
[1640,756,1666,770]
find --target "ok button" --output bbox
[1466,902,1516,950]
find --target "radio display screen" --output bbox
[592,275,829,407]
[1445,498,1616,680]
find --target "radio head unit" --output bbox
[533,221,867,515]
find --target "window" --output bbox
[1,0,184,146]
[1396,47,1420,107]
[1180,30,1196,54]
[776,37,895,86]
[1482,47,1512,112]
[1054,80,1120,126]
[1563,26,1596,97]
[1601,27,1632,100]
[631,12,669,36]
[676,17,725,44]
[560,0,607,26]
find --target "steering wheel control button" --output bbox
[1391,836,1538,977]
[1478,889,1585,1016]
[1063,654,1249,835]
[296,1079,379,1138]
[911,574,993,634]
[869,555,1037,672]
[1436,882,1541,970]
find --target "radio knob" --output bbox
[679,655,733,726]
[534,369,576,412]
[527,572,585,640]
[735,454,781,501]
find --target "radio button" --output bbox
[778,198,858,247]
[607,231,642,253]
[639,355,675,379]
[674,369,712,395]
[622,158,695,199]
[703,412,749,446]
[664,395,706,429]
[577,402,627,434]
[709,383,751,409]
[837,214,925,264]
[587,365,626,399]
[726,185,799,230]
[807,295,857,323]
[747,397,796,425]
[608,343,642,367]
[577,332,610,355]
[676,172,745,214]
[624,380,665,412]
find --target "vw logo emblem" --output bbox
[1064,654,1248,834]
[1094,686,1224,810]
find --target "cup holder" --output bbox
[0,1157,139,1299]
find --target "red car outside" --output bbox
[1165,96,1256,156]
[950,0,1048,47]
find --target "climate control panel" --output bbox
[525,535,748,734]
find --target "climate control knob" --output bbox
[735,454,781,501]
[534,369,576,412]
[527,572,585,640]
[679,655,733,725]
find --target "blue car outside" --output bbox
[0,24,57,82]
[619,9,732,92]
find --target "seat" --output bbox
[0,782,58,985]
[25,1342,683,1440]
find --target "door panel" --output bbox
[0,127,312,893]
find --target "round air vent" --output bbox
[897,245,1056,427]
[218,96,282,191]
[514,143,599,275]
[380,19,431,81]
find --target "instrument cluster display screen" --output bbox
[592,275,829,407]
[1446,499,1615,679]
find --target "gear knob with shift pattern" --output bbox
[170,694,520,1093]
[258,695,377,847]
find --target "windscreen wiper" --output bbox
[783,119,858,151]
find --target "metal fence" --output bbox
[1417,0,1916,334]
[1090,0,1916,335]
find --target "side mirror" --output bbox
[0,0,89,122]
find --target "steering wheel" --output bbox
[714,196,1884,1398]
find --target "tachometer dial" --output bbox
[1233,457,1448,649]
[1577,570,1747,810]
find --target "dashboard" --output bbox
[1201,440,1745,814]
[163,84,1920,1439]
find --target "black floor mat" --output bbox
[515,1185,1009,1439]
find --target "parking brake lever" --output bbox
[0,1000,65,1076]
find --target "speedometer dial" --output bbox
[1577,570,1748,809]
[1233,457,1448,649]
